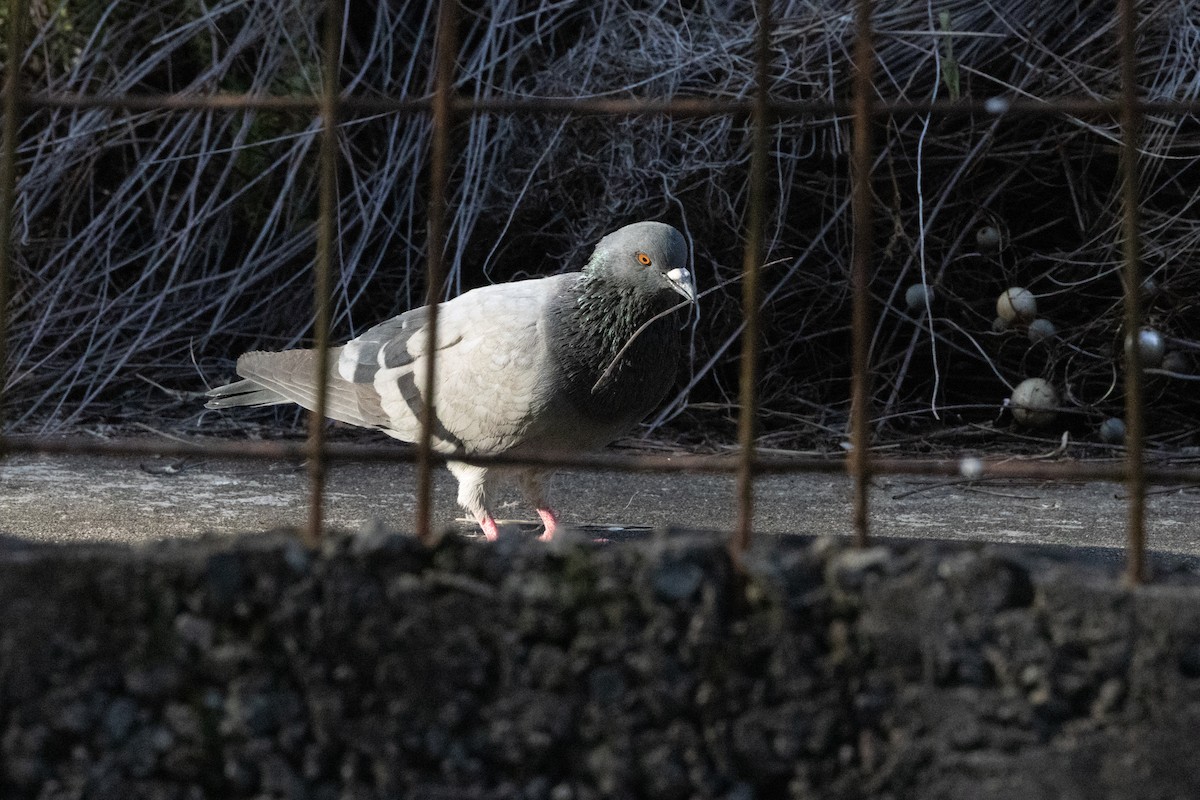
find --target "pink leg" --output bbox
[536,507,558,541]
[480,516,500,542]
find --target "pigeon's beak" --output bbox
[665,267,696,303]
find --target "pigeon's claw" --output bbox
[481,516,501,541]
[536,507,558,541]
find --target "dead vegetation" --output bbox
[4,0,1198,451]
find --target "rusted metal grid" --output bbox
[0,0,1181,584]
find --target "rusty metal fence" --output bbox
[2,0,1198,585]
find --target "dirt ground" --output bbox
[2,442,1198,572]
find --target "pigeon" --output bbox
[206,221,696,541]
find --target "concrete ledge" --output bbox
[2,530,1199,799]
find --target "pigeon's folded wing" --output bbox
[337,273,579,453]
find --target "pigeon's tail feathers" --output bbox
[205,348,391,430]
[204,378,287,408]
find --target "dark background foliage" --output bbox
[5,0,1198,449]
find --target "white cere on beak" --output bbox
[666,267,696,302]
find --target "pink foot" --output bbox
[480,516,500,542]
[536,508,558,541]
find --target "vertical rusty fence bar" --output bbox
[0,0,27,451]
[304,0,343,547]
[415,0,458,543]
[731,0,772,562]
[847,0,875,547]
[1116,0,1147,585]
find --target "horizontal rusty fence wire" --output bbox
[0,1,1176,582]
[8,92,1200,119]
[5,436,1199,486]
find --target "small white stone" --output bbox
[959,457,984,480]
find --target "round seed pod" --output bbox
[1027,318,1056,343]
[1135,328,1165,368]
[1099,417,1126,444]
[1162,351,1189,374]
[976,225,1002,252]
[992,316,1011,333]
[905,283,933,312]
[997,287,1036,323]
[1010,378,1058,427]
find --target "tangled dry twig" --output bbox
[4,0,1198,451]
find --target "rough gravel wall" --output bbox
[2,531,1199,799]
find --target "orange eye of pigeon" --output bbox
[636,252,652,266]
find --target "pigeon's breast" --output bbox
[537,311,681,448]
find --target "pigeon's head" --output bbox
[586,221,696,305]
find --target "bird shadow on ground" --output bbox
[459,521,658,545]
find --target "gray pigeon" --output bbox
[206,221,696,540]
